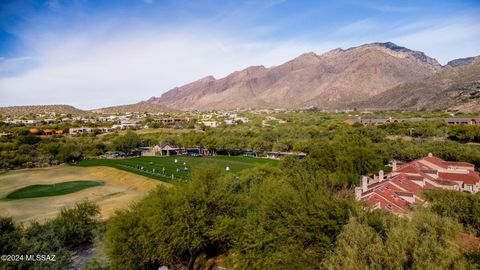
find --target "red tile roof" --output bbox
[422,156,449,169]
[366,192,408,213]
[444,161,475,168]
[396,165,419,173]
[431,179,459,186]
[439,172,480,185]
[361,154,479,213]
[389,175,423,195]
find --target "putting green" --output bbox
[4,180,104,200]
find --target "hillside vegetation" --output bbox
[91,102,174,114]
[0,105,88,117]
[359,59,480,112]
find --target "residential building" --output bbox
[224,119,235,125]
[234,117,250,123]
[345,117,480,126]
[69,127,93,135]
[355,153,480,215]
[202,121,218,128]
[154,118,191,125]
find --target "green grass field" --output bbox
[265,120,279,126]
[3,180,104,200]
[73,156,278,182]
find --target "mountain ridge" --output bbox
[146,42,444,110]
[91,102,175,114]
[357,58,480,112]
[0,105,88,117]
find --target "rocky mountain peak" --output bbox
[446,56,480,68]
[294,52,320,61]
[145,42,453,110]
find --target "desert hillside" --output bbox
[357,58,480,113]
[146,42,442,110]
[90,102,175,114]
[0,105,88,117]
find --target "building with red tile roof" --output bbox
[355,153,480,214]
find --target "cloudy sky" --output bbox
[1,0,479,109]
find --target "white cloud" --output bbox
[0,56,34,74]
[0,29,335,109]
[335,18,379,36]
[391,17,480,63]
[1,10,479,109]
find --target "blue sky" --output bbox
[1,0,479,109]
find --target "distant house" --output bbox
[154,118,192,125]
[262,151,307,160]
[224,119,235,125]
[142,144,184,156]
[0,132,13,138]
[97,127,112,133]
[356,153,480,215]
[202,121,218,128]
[112,120,139,129]
[30,128,64,136]
[42,129,55,135]
[69,127,93,135]
[29,128,41,134]
[185,147,211,156]
[345,117,480,126]
[443,118,480,125]
[235,117,250,123]
[22,119,38,125]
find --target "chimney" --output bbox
[379,170,384,181]
[392,161,397,171]
[428,152,433,157]
[355,187,363,201]
[361,176,368,192]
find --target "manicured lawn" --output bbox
[265,120,279,126]
[3,180,104,200]
[73,155,278,182]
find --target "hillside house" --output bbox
[262,151,308,160]
[444,118,480,125]
[345,117,480,126]
[355,153,480,215]
[0,132,13,138]
[30,128,65,135]
[97,127,112,133]
[69,127,93,135]
[154,118,192,125]
[234,117,250,123]
[202,121,218,128]
[112,120,139,129]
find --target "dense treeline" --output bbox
[0,134,107,169]
[0,201,100,270]
[325,210,474,269]
[0,131,145,169]
[2,112,480,170]
[423,190,480,235]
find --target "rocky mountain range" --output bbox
[90,103,175,114]
[357,57,480,112]
[2,42,478,114]
[146,42,470,111]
